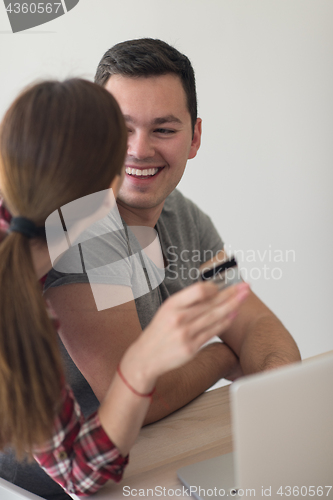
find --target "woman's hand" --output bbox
[98,281,249,457]
[120,281,249,393]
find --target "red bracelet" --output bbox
[117,364,156,400]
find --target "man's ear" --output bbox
[188,118,202,160]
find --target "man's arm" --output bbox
[208,250,301,373]
[45,283,240,424]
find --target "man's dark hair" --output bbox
[95,38,197,134]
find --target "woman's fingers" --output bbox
[155,284,250,367]
[191,317,236,353]
[185,284,250,342]
[174,282,249,328]
[164,281,219,309]
[134,281,250,380]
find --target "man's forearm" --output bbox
[143,342,238,425]
[238,315,301,375]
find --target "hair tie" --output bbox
[8,216,45,239]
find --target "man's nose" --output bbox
[127,131,155,160]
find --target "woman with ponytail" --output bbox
[0,79,249,499]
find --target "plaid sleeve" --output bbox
[33,385,129,497]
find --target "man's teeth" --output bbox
[125,167,159,177]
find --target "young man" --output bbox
[45,39,301,425]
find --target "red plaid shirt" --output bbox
[0,198,129,496]
[33,383,128,496]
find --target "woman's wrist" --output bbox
[117,363,156,400]
[119,344,157,395]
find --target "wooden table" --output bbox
[85,351,333,500]
[90,385,232,499]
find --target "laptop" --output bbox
[178,353,333,499]
[0,478,45,500]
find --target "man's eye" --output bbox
[155,128,175,134]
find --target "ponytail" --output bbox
[0,232,63,459]
[0,77,127,458]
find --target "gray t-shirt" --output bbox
[0,190,223,500]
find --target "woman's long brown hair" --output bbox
[0,79,127,458]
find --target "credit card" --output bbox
[200,256,242,291]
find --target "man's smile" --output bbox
[125,166,165,179]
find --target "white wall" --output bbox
[0,0,332,359]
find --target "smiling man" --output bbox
[45,39,301,426]
[105,73,201,223]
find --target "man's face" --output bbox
[105,74,201,213]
